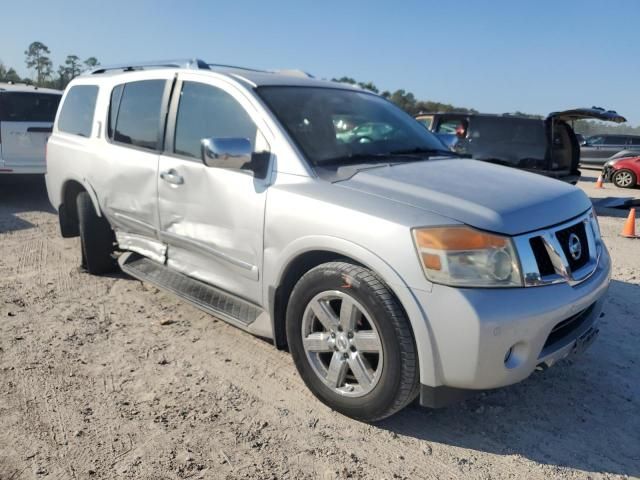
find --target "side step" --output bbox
[119,253,263,328]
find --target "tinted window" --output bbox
[114,80,166,150]
[436,118,467,136]
[629,137,640,146]
[0,92,61,122]
[174,82,257,159]
[586,136,603,145]
[414,115,434,129]
[108,84,124,139]
[57,86,98,137]
[468,116,547,167]
[258,86,446,166]
[603,136,626,145]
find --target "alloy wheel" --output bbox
[301,290,383,397]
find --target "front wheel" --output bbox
[612,169,637,189]
[286,262,419,421]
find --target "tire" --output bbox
[612,169,637,189]
[76,192,117,274]
[286,261,419,421]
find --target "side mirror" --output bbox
[201,137,252,169]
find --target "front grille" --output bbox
[529,236,555,276]
[555,222,590,271]
[543,302,595,349]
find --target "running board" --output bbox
[119,253,264,329]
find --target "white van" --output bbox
[0,83,61,174]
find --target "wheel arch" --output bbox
[266,236,439,386]
[58,178,102,238]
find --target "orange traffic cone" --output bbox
[621,208,638,238]
[595,175,604,189]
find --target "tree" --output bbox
[56,64,70,89]
[332,76,379,93]
[84,57,99,70]
[4,68,22,83]
[65,55,82,78]
[25,41,53,86]
[0,62,22,83]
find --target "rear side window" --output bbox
[108,85,124,139]
[603,136,625,145]
[0,92,61,122]
[111,80,166,151]
[629,138,640,146]
[58,85,98,137]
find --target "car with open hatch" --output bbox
[415,109,626,184]
[45,59,610,421]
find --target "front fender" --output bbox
[264,235,440,387]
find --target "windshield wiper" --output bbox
[319,148,461,166]
[387,147,463,158]
[318,153,400,166]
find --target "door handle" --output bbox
[160,169,184,185]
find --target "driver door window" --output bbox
[174,81,268,173]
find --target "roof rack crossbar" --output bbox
[87,58,210,75]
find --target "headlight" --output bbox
[412,226,522,287]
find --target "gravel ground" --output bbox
[0,173,638,480]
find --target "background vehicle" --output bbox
[603,155,640,188]
[0,83,61,174]
[580,134,640,165]
[336,121,395,144]
[416,109,626,184]
[46,60,610,421]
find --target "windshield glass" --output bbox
[257,86,449,166]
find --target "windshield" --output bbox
[257,86,449,166]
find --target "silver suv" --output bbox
[45,59,610,421]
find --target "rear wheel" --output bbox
[612,169,637,188]
[76,192,117,274]
[286,261,419,421]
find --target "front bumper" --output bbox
[412,246,610,405]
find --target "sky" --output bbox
[2,0,639,124]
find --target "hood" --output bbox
[547,107,626,123]
[335,159,591,236]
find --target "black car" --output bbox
[415,108,625,184]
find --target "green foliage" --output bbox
[2,43,101,89]
[84,57,99,69]
[0,61,22,83]
[332,77,475,115]
[24,41,53,86]
[573,119,640,136]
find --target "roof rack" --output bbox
[85,59,315,80]
[207,63,268,73]
[87,58,210,75]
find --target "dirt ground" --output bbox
[0,171,638,480]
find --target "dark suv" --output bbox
[580,134,640,165]
[416,108,625,184]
